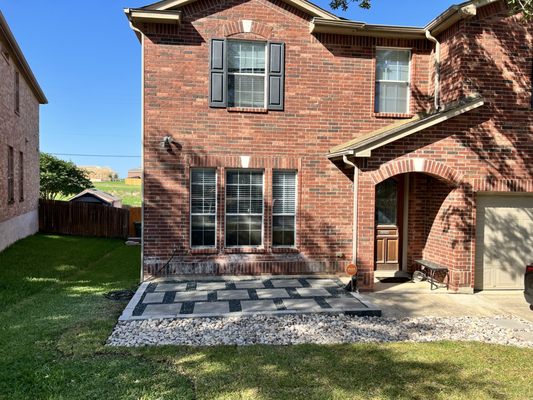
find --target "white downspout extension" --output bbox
[425,29,441,111]
[128,17,146,283]
[343,155,359,265]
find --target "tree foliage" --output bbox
[330,0,533,20]
[40,153,93,200]
[506,0,533,20]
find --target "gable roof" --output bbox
[141,0,340,20]
[129,0,500,39]
[0,11,47,104]
[328,96,485,159]
[69,189,121,204]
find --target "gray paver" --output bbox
[234,281,265,289]
[256,288,291,299]
[173,291,209,302]
[240,300,278,312]
[295,288,332,297]
[271,279,302,288]
[142,292,166,303]
[142,303,182,316]
[306,279,339,288]
[488,318,531,330]
[216,290,250,300]
[154,283,188,292]
[193,302,230,314]
[326,297,367,310]
[283,299,323,311]
[196,282,227,291]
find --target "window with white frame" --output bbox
[375,49,410,114]
[227,41,266,108]
[225,170,263,246]
[272,170,296,247]
[190,168,217,247]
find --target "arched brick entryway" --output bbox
[357,158,472,293]
[370,158,465,186]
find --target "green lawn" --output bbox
[0,234,532,399]
[93,180,141,207]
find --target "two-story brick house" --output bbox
[0,11,47,251]
[125,0,532,292]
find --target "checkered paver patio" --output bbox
[119,277,381,321]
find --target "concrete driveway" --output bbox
[363,280,533,322]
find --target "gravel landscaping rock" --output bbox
[107,314,533,348]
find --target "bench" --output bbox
[414,259,449,291]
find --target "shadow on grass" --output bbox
[151,342,515,400]
[1,235,532,399]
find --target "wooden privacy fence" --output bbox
[39,199,129,239]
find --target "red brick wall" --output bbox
[404,174,455,273]
[0,39,40,225]
[356,2,533,291]
[140,0,533,289]
[140,0,432,276]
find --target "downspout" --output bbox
[343,155,359,266]
[425,29,441,111]
[128,16,146,283]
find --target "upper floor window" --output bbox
[228,41,266,108]
[209,39,285,110]
[375,49,410,114]
[14,71,20,114]
[7,146,14,204]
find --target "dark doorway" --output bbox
[375,177,402,271]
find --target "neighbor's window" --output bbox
[190,168,217,247]
[19,151,24,202]
[7,146,14,204]
[272,170,297,247]
[14,71,20,114]
[228,41,266,108]
[375,49,410,114]
[225,170,263,246]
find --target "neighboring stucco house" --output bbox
[0,11,47,252]
[125,0,533,292]
[69,189,123,208]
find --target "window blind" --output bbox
[272,170,296,246]
[225,170,263,246]
[190,168,217,247]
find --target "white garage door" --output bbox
[475,194,533,290]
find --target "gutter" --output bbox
[125,8,182,33]
[342,155,359,266]
[425,30,441,111]
[126,14,147,283]
[311,18,426,39]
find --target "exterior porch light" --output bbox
[160,136,176,149]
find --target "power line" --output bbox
[50,153,141,158]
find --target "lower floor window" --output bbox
[225,170,263,246]
[189,168,297,249]
[190,168,217,247]
[272,170,296,246]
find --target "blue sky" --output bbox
[1,0,457,178]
